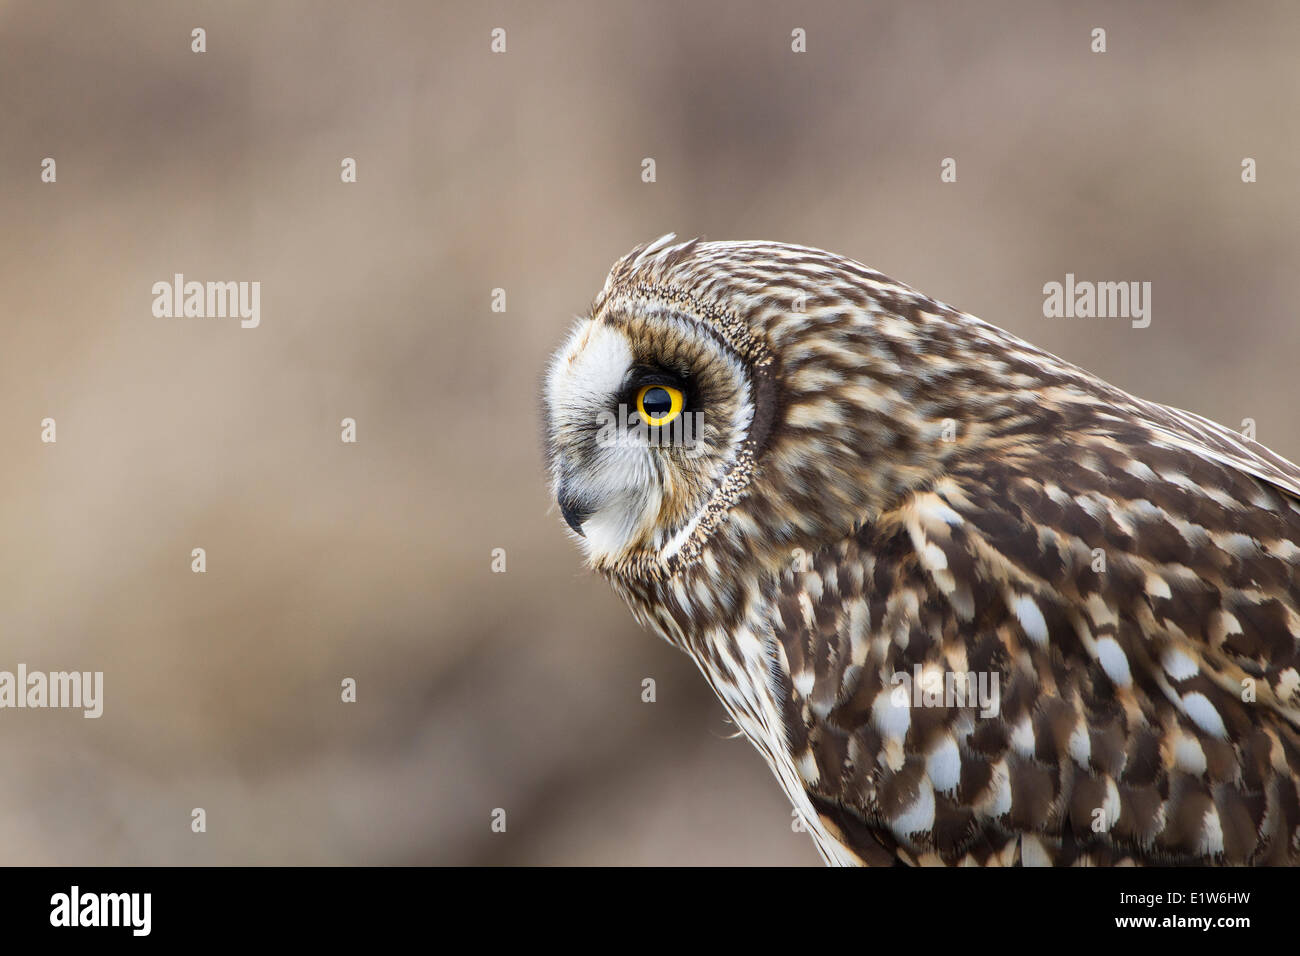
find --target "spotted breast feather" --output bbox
[771,395,1300,866]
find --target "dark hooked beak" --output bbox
[558,487,591,537]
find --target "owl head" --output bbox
[544,235,962,581]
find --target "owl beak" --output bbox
[558,488,590,537]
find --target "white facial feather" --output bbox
[546,321,661,564]
[546,320,631,418]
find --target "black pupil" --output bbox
[642,387,673,417]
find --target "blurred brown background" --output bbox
[0,1,1296,864]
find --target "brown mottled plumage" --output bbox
[544,235,1300,865]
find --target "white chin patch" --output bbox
[582,491,654,561]
[573,450,663,564]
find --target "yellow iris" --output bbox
[636,384,684,427]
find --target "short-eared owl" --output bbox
[544,235,1300,866]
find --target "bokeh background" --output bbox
[0,0,1297,864]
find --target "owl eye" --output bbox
[636,384,684,427]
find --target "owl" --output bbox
[544,234,1300,866]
